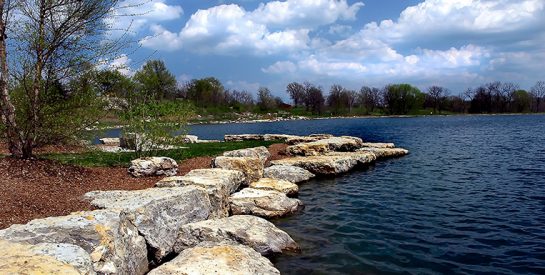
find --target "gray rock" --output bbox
[0,240,94,274]
[148,242,280,275]
[285,136,322,145]
[156,169,246,218]
[213,156,264,184]
[361,142,396,148]
[263,134,298,141]
[357,147,409,159]
[128,157,178,177]
[0,210,148,274]
[249,178,299,196]
[224,134,264,142]
[84,187,212,263]
[174,215,299,255]
[287,137,364,156]
[271,155,360,175]
[263,165,315,183]
[223,146,271,164]
[308,133,334,139]
[230,188,303,218]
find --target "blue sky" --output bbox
[110,0,545,99]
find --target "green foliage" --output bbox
[257,87,277,111]
[512,90,532,113]
[134,60,178,100]
[44,140,278,167]
[384,84,424,115]
[185,77,226,107]
[95,70,135,98]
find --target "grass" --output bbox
[44,140,279,168]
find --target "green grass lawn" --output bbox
[44,140,278,168]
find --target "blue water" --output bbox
[107,115,545,274]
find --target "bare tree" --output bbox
[286,82,306,107]
[427,86,446,114]
[531,81,545,112]
[359,86,380,114]
[344,89,357,113]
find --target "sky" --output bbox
[110,0,545,99]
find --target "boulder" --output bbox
[285,141,330,156]
[271,154,363,175]
[223,146,271,163]
[224,134,264,142]
[263,134,298,141]
[0,210,148,274]
[361,142,396,148]
[249,178,299,196]
[148,242,280,275]
[358,147,409,159]
[84,186,212,263]
[128,157,178,177]
[195,139,221,143]
[179,135,199,143]
[308,133,334,139]
[0,240,93,275]
[325,151,377,166]
[230,188,303,218]
[263,165,315,183]
[213,156,264,183]
[174,215,299,255]
[156,169,246,218]
[285,136,322,145]
[99,137,120,146]
[287,136,365,156]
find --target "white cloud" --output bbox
[109,0,183,35]
[104,54,133,76]
[262,61,297,74]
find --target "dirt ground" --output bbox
[0,143,288,229]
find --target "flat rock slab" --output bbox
[156,169,246,218]
[0,240,93,274]
[84,186,212,263]
[223,146,271,163]
[263,165,315,183]
[148,242,280,275]
[249,178,299,196]
[174,215,299,255]
[128,157,178,177]
[263,134,299,141]
[224,134,264,142]
[0,209,148,275]
[325,151,378,166]
[357,147,409,159]
[230,188,303,218]
[361,142,396,148]
[213,156,264,184]
[271,155,362,175]
[286,136,364,156]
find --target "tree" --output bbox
[512,90,531,113]
[343,89,357,113]
[286,82,306,107]
[1,0,125,158]
[257,87,276,111]
[531,81,545,112]
[327,84,345,114]
[95,69,135,98]
[305,85,325,114]
[383,84,424,115]
[426,86,446,114]
[359,86,380,114]
[133,60,177,100]
[185,77,225,107]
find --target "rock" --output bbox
[195,139,221,143]
[249,178,299,196]
[263,165,315,183]
[358,147,409,159]
[174,215,299,256]
[361,142,396,148]
[148,242,280,275]
[0,240,93,275]
[230,188,303,218]
[224,134,264,142]
[156,169,246,218]
[271,153,375,175]
[308,133,334,139]
[285,136,322,145]
[223,146,271,163]
[263,134,298,141]
[325,151,377,165]
[213,156,264,184]
[84,186,212,263]
[286,136,364,156]
[0,210,148,274]
[99,137,120,146]
[179,135,199,143]
[128,157,178,177]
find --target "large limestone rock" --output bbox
[263,134,298,141]
[287,136,365,156]
[84,186,212,263]
[174,215,299,256]
[223,146,271,163]
[213,156,264,183]
[149,242,280,275]
[0,240,93,275]
[179,135,199,143]
[271,153,375,175]
[361,142,396,148]
[230,188,303,218]
[250,178,299,196]
[358,147,409,159]
[156,169,245,218]
[128,157,178,177]
[308,134,334,139]
[224,134,264,142]
[263,165,315,183]
[99,137,120,146]
[0,210,148,274]
[285,141,330,156]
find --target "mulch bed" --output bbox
[0,144,288,229]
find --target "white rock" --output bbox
[128,157,178,177]
[84,186,212,263]
[357,147,409,158]
[179,135,199,143]
[250,178,299,196]
[213,156,264,184]
[263,134,298,141]
[223,146,271,164]
[174,215,299,255]
[361,142,396,148]
[148,242,280,275]
[230,188,303,218]
[271,153,372,175]
[263,165,315,183]
[224,134,264,142]
[0,210,148,275]
[287,137,364,156]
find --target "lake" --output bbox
[109,114,545,274]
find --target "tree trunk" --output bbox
[0,0,23,157]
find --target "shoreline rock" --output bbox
[128,157,178,178]
[230,188,304,218]
[249,178,299,196]
[263,165,315,183]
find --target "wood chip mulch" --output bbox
[0,144,287,229]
